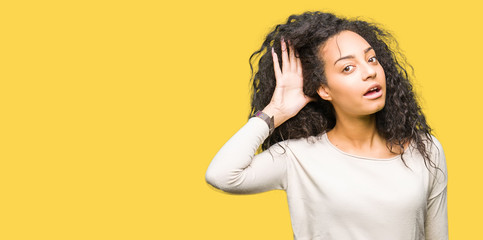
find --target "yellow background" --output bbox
[1,0,481,239]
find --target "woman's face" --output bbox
[317,30,386,118]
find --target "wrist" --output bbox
[253,111,274,135]
[262,105,288,128]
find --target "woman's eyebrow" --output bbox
[334,47,374,65]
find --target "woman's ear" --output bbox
[317,85,332,101]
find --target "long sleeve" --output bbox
[425,137,448,240]
[205,117,288,194]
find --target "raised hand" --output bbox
[262,39,314,128]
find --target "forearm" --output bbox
[205,117,287,194]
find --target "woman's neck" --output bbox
[327,112,388,156]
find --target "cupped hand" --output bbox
[263,39,314,127]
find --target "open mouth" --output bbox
[363,86,382,97]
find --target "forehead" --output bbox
[319,30,372,63]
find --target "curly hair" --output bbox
[248,11,436,169]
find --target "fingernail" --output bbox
[271,47,275,54]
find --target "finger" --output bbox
[296,54,303,75]
[281,38,289,73]
[271,47,282,80]
[288,41,297,72]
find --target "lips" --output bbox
[363,83,383,99]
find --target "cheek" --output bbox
[329,77,361,101]
[379,67,386,85]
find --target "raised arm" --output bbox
[205,117,288,193]
[205,39,312,194]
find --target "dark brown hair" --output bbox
[249,11,435,169]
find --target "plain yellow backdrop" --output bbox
[1,0,481,239]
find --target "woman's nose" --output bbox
[362,63,377,81]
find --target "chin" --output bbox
[376,101,386,111]
[368,101,386,114]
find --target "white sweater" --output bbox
[206,117,448,240]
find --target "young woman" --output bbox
[205,11,447,240]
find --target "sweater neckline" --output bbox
[322,133,402,161]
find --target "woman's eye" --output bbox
[343,65,354,72]
[368,56,377,63]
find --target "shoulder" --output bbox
[274,133,325,148]
[409,135,445,163]
[425,135,448,183]
[424,135,448,199]
[265,133,328,159]
[427,135,446,166]
[429,135,444,152]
